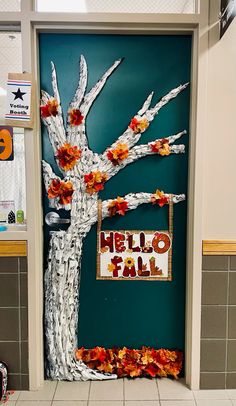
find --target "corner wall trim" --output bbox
[0,241,27,257]
[203,240,236,255]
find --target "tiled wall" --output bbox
[0,257,29,390]
[201,255,236,389]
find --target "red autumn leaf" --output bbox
[40,99,59,118]
[69,109,84,126]
[56,143,81,171]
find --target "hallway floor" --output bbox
[4,379,236,406]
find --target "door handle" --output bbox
[45,211,70,226]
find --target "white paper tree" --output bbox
[41,56,187,381]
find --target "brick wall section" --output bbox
[201,255,236,389]
[0,257,29,390]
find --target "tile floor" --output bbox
[3,379,236,406]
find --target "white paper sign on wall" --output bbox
[5,73,34,128]
[97,230,172,281]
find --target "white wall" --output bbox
[203,5,236,239]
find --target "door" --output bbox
[39,33,191,354]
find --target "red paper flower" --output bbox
[108,197,128,216]
[69,109,84,126]
[40,99,59,118]
[151,189,169,207]
[48,178,74,205]
[107,143,129,165]
[129,117,149,133]
[75,346,183,379]
[84,171,108,195]
[150,138,170,156]
[56,143,81,171]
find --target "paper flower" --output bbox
[151,189,169,207]
[107,143,129,165]
[124,257,135,267]
[69,109,84,126]
[75,346,183,379]
[150,138,170,156]
[48,178,74,205]
[56,143,81,171]
[107,263,116,273]
[129,117,149,133]
[40,98,58,118]
[84,171,108,194]
[108,197,128,216]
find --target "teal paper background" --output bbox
[39,33,191,353]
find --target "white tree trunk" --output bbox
[44,228,117,380]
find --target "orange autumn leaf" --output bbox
[75,346,183,379]
[150,189,169,207]
[150,138,170,156]
[48,179,74,205]
[40,98,59,118]
[108,197,128,217]
[129,117,149,133]
[107,143,129,165]
[69,108,84,126]
[56,143,81,171]
[84,171,108,195]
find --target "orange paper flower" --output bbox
[40,98,59,118]
[108,197,128,216]
[107,143,129,165]
[84,171,108,194]
[56,143,81,171]
[48,178,74,205]
[150,138,170,156]
[75,346,183,379]
[69,109,84,126]
[151,189,169,207]
[129,117,149,133]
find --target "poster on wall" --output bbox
[220,0,236,38]
[5,73,34,128]
[97,230,172,280]
[0,126,14,161]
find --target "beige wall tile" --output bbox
[202,256,228,271]
[54,381,90,400]
[202,272,228,305]
[201,340,226,372]
[201,306,227,338]
[90,379,123,401]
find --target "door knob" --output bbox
[45,211,70,226]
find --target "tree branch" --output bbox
[102,83,188,153]
[79,58,123,119]
[87,192,185,226]
[97,131,186,177]
[69,55,88,110]
[42,160,71,211]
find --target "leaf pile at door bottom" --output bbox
[75,346,183,378]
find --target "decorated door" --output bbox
[39,33,191,379]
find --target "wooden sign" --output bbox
[97,230,172,281]
[220,0,236,38]
[0,126,14,161]
[5,73,34,128]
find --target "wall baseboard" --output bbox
[203,240,236,255]
[0,241,27,257]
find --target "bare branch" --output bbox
[70,55,88,110]
[88,192,185,225]
[42,160,71,211]
[102,83,189,154]
[97,131,187,177]
[41,77,67,154]
[42,160,61,191]
[79,58,123,119]
[147,83,189,120]
[137,91,154,116]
